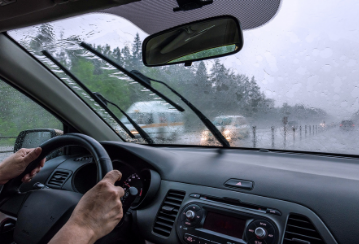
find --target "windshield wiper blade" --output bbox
[79,42,185,112]
[131,70,230,148]
[93,92,154,144]
[42,50,136,140]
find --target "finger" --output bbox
[40,158,46,167]
[102,170,122,185]
[115,186,125,198]
[22,175,31,182]
[17,148,33,157]
[22,147,42,166]
[30,166,41,176]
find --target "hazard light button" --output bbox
[224,179,253,189]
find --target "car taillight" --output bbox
[340,124,342,126]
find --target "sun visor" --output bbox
[0,0,140,32]
[102,0,282,34]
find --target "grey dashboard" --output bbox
[20,141,359,244]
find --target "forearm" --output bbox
[0,163,7,185]
[49,221,97,244]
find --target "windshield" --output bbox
[8,0,359,155]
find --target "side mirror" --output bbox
[142,15,243,66]
[14,129,63,153]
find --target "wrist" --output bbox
[50,220,97,244]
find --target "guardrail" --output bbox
[251,124,336,148]
[0,136,16,153]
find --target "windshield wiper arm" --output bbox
[42,50,136,140]
[80,42,185,112]
[131,70,230,148]
[93,92,154,144]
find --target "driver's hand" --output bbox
[0,147,45,185]
[52,170,125,243]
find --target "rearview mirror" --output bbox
[142,16,243,66]
[14,129,63,152]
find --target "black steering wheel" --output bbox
[0,133,113,244]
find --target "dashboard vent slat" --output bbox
[46,169,72,189]
[153,190,185,237]
[284,214,325,244]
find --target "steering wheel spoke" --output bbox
[0,192,30,217]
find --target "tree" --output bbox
[121,46,131,68]
[132,33,142,68]
[113,47,123,66]
[30,24,55,52]
[195,61,210,94]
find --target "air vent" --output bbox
[47,169,72,188]
[153,190,185,237]
[284,214,325,244]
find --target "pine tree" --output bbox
[132,33,142,69]
[195,61,210,94]
[121,46,131,68]
[113,47,123,65]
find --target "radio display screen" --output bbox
[203,212,246,239]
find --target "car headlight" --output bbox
[223,129,232,140]
[201,130,209,140]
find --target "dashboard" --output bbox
[18,141,359,244]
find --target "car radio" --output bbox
[176,202,278,244]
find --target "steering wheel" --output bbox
[0,133,113,244]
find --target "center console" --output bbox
[176,202,279,244]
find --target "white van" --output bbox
[118,101,184,141]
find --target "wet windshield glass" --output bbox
[8,0,359,155]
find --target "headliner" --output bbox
[0,0,281,34]
[103,0,281,34]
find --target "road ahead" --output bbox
[1,126,358,161]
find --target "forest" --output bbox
[0,24,329,143]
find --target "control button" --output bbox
[265,227,276,244]
[249,238,267,244]
[184,221,194,226]
[197,238,211,244]
[224,179,253,189]
[246,221,257,240]
[194,210,203,222]
[255,227,267,239]
[184,234,198,243]
[187,204,202,212]
[254,220,269,228]
[266,208,281,216]
[186,210,196,220]
[190,193,201,198]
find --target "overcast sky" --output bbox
[10,0,359,120]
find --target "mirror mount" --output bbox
[184,61,192,67]
[173,0,213,12]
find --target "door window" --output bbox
[0,79,63,161]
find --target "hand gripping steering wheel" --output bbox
[0,133,113,244]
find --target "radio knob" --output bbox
[185,210,195,220]
[255,227,267,239]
